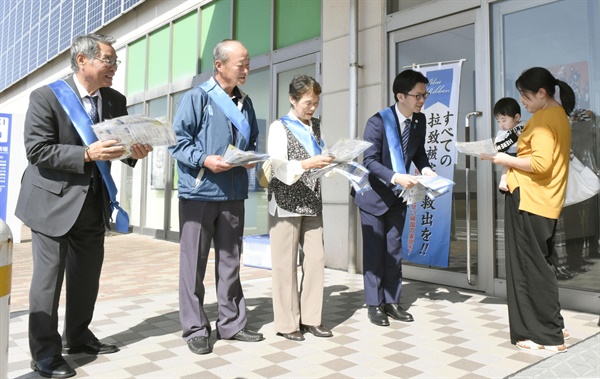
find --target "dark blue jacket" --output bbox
[169,83,259,201]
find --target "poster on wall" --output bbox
[401,61,464,268]
[549,61,590,111]
[0,113,11,221]
[549,61,597,171]
[151,146,168,190]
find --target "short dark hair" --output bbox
[493,97,521,118]
[392,69,429,101]
[289,74,321,103]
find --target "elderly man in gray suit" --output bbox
[16,33,151,378]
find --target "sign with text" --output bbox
[402,61,464,268]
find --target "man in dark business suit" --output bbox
[354,69,436,327]
[15,33,151,378]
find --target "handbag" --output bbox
[564,154,600,207]
[257,159,271,188]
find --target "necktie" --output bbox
[402,118,411,156]
[87,95,99,124]
[85,96,100,193]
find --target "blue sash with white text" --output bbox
[279,115,325,156]
[199,77,251,146]
[380,106,407,175]
[47,79,130,233]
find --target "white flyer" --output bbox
[324,138,372,163]
[455,139,497,157]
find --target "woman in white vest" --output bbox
[267,75,334,341]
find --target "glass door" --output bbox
[272,54,320,120]
[389,10,493,292]
[491,0,600,313]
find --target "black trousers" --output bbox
[504,188,564,346]
[29,188,105,360]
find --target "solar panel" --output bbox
[48,7,61,59]
[59,0,73,52]
[38,16,49,66]
[87,0,103,32]
[0,0,145,93]
[104,0,122,24]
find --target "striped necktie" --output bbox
[87,95,99,124]
[402,118,411,156]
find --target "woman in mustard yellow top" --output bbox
[482,67,575,353]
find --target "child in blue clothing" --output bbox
[493,97,525,191]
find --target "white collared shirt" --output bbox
[73,75,103,121]
[267,111,315,218]
[391,104,433,185]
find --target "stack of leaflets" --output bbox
[400,175,455,205]
[222,145,270,166]
[309,138,373,192]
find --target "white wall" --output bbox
[321,0,386,271]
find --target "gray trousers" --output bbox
[29,189,105,360]
[178,199,247,340]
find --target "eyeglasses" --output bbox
[94,57,121,67]
[405,92,430,101]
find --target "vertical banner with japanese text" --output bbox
[0,113,11,221]
[402,61,464,267]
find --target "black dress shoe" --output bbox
[220,328,264,342]
[555,265,574,280]
[368,305,390,326]
[187,336,212,354]
[276,331,305,341]
[65,339,119,355]
[384,303,414,322]
[300,324,333,337]
[31,355,76,378]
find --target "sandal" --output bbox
[563,329,570,340]
[516,339,567,353]
[545,344,567,353]
[516,339,544,350]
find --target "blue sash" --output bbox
[199,77,251,146]
[280,115,324,156]
[380,107,407,175]
[47,79,130,233]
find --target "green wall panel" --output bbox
[235,0,270,56]
[201,0,232,73]
[172,11,199,82]
[275,0,320,49]
[127,37,147,95]
[148,25,170,89]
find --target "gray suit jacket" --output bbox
[15,75,134,236]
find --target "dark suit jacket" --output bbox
[353,106,430,216]
[15,75,134,237]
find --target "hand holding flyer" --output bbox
[92,115,176,158]
[400,175,455,205]
[222,144,270,166]
[308,138,373,192]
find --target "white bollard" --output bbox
[0,220,13,379]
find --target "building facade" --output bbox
[1,0,598,314]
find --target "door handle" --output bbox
[465,111,482,285]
